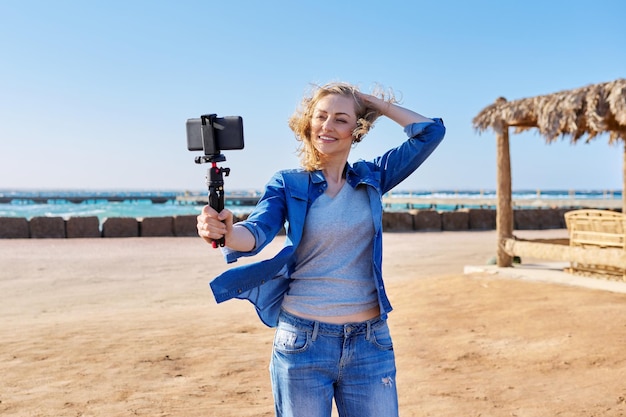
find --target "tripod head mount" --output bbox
[194,153,226,164]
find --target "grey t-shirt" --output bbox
[281,182,378,317]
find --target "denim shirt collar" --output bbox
[311,163,380,189]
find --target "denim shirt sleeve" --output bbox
[221,171,289,263]
[374,118,445,194]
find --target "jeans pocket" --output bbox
[370,322,394,350]
[273,325,310,354]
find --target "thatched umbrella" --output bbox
[473,78,626,267]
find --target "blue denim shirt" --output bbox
[209,118,445,327]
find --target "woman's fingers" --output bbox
[197,205,233,242]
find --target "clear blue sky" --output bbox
[1,0,624,192]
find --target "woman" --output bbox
[197,82,445,417]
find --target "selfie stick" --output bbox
[194,114,230,248]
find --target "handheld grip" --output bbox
[207,165,226,248]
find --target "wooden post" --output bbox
[623,141,626,213]
[496,124,513,267]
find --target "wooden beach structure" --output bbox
[472,78,626,273]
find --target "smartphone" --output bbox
[186,115,244,154]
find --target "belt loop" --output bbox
[312,321,319,341]
[366,320,372,341]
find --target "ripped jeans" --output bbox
[270,309,399,417]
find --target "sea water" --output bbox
[0,189,621,224]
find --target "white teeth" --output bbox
[319,136,336,141]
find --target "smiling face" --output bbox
[309,94,358,162]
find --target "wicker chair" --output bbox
[564,209,625,279]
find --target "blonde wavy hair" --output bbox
[288,82,397,171]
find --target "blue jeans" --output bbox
[270,310,399,417]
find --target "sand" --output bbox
[1,230,625,416]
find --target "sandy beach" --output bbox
[1,230,626,416]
